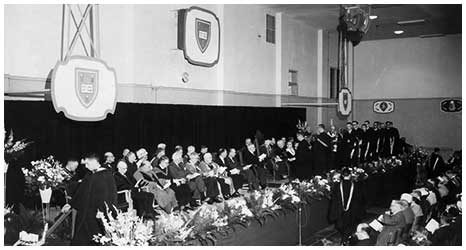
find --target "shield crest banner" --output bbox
[75,68,99,108]
[373,100,395,114]
[195,18,211,53]
[338,88,352,116]
[441,99,461,113]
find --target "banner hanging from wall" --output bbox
[338,88,352,116]
[440,99,461,113]
[373,100,395,114]
[51,56,117,121]
[178,6,220,67]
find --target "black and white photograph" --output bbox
[2,1,463,247]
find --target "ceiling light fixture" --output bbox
[394,30,404,35]
[420,33,444,38]
[369,15,378,20]
[397,19,426,25]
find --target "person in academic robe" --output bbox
[295,131,313,178]
[312,124,332,175]
[224,148,245,195]
[167,152,193,209]
[113,160,154,216]
[342,123,358,167]
[386,121,400,156]
[379,123,390,158]
[124,151,138,183]
[326,125,340,171]
[133,158,178,213]
[67,153,117,246]
[272,139,289,179]
[369,122,381,160]
[359,124,371,163]
[351,121,363,164]
[428,148,446,178]
[242,143,265,190]
[285,140,297,178]
[399,137,413,156]
[375,200,407,246]
[328,168,366,245]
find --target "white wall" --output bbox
[354,34,461,99]
[352,35,462,149]
[5,4,324,101]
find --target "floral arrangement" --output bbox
[350,167,369,182]
[223,197,254,220]
[93,204,154,246]
[22,156,71,192]
[290,177,331,201]
[326,167,368,186]
[4,129,33,164]
[296,120,310,135]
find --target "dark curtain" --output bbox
[4,101,305,163]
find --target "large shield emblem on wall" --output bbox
[195,18,211,53]
[338,88,352,116]
[373,100,395,114]
[75,68,98,108]
[441,99,461,113]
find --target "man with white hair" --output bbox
[168,151,193,210]
[103,152,115,170]
[157,143,166,150]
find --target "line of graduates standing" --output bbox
[301,120,405,178]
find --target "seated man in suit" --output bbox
[242,143,265,190]
[200,152,233,200]
[167,151,193,210]
[183,152,207,207]
[225,148,246,195]
[114,160,154,216]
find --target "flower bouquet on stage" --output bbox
[22,156,71,220]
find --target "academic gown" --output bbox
[369,128,381,160]
[387,127,400,156]
[342,130,358,167]
[70,168,117,246]
[328,180,366,241]
[428,153,446,178]
[295,139,313,178]
[312,133,332,175]
[359,130,371,163]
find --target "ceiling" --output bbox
[268,4,461,40]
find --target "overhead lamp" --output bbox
[369,15,378,20]
[394,30,404,35]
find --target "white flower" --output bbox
[37,176,45,182]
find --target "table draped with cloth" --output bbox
[185,163,415,246]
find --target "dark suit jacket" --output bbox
[113,172,134,191]
[242,149,260,167]
[168,162,188,179]
[225,156,241,170]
